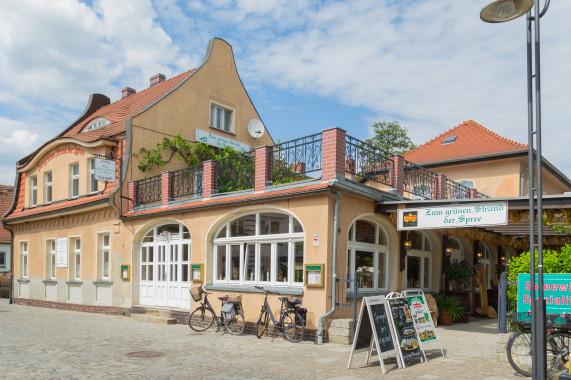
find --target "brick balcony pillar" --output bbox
[436,174,447,200]
[389,155,405,195]
[321,127,346,182]
[202,160,217,200]
[127,181,137,212]
[255,146,272,193]
[469,189,478,199]
[161,171,172,207]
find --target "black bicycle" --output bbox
[255,286,306,343]
[506,313,571,379]
[188,285,245,335]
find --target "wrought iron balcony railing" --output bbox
[171,165,203,199]
[272,133,322,183]
[216,151,255,193]
[136,174,162,205]
[345,136,391,186]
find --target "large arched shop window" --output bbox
[141,223,191,283]
[347,219,389,292]
[405,230,433,290]
[213,212,304,287]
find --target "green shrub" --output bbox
[435,295,464,322]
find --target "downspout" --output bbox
[317,189,342,344]
[520,166,529,196]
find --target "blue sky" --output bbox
[1,0,571,186]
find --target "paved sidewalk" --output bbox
[0,299,522,379]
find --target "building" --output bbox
[3,38,570,340]
[0,185,13,273]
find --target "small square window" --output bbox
[210,103,233,133]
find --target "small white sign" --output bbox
[313,235,319,246]
[397,202,508,230]
[56,237,68,268]
[94,158,116,182]
[196,129,250,153]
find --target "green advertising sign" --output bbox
[517,273,571,314]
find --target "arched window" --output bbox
[83,117,110,132]
[405,230,433,290]
[448,236,464,262]
[347,219,389,292]
[213,212,304,287]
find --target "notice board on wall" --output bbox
[348,295,401,373]
[56,237,68,268]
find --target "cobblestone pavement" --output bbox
[0,299,523,379]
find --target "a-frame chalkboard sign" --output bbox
[402,289,444,358]
[347,295,402,374]
[385,292,427,367]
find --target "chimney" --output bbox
[122,87,136,99]
[150,73,166,87]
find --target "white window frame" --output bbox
[46,239,56,280]
[457,179,475,189]
[30,176,37,207]
[21,241,28,278]
[70,163,79,199]
[89,159,98,194]
[44,171,52,204]
[70,237,81,280]
[213,212,304,288]
[97,232,111,280]
[347,218,390,293]
[404,230,433,291]
[83,117,110,132]
[209,101,234,133]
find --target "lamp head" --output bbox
[404,240,412,249]
[480,0,534,23]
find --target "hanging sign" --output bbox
[386,295,426,366]
[94,158,116,182]
[348,295,402,373]
[397,202,507,230]
[56,237,68,268]
[402,290,444,357]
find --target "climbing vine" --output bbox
[133,134,237,172]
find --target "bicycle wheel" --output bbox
[282,310,305,343]
[224,309,245,335]
[256,310,269,338]
[547,330,571,379]
[188,307,215,332]
[506,328,532,377]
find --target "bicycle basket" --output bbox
[221,302,236,321]
[225,294,242,303]
[190,287,202,302]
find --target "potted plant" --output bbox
[435,295,464,325]
[445,259,476,290]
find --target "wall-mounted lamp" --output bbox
[404,240,412,249]
[446,247,453,256]
[501,256,506,262]
[477,252,483,259]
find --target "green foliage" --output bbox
[445,259,476,289]
[364,120,416,155]
[133,134,238,172]
[435,295,464,322]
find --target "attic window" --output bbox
[84,118,110,132]
[442,136,457,145]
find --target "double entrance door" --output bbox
[140,239,191,309]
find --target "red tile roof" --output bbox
[0,185,14,242]
[404,120,528,164]
[62,70,195,142]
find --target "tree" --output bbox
[365,121,416,155]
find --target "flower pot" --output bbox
[490,278,499,289]
[438,311,452,326]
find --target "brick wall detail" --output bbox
[127,181,137,212]
[321,128,346,182]
[202,160,217,200]
[390,155,405,195]
[255,146,272,193]
[161,171,172,207]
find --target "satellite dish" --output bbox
[248,119,265,139]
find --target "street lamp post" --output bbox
[481,1,550,378]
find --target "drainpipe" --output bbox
[317,189,342,344]
[520,166,529,196]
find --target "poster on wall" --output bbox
[402,290,444,357]
[517,273,571,316]
[56,237,68,268]
[348,295,401,373]
[386,296,426,366]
